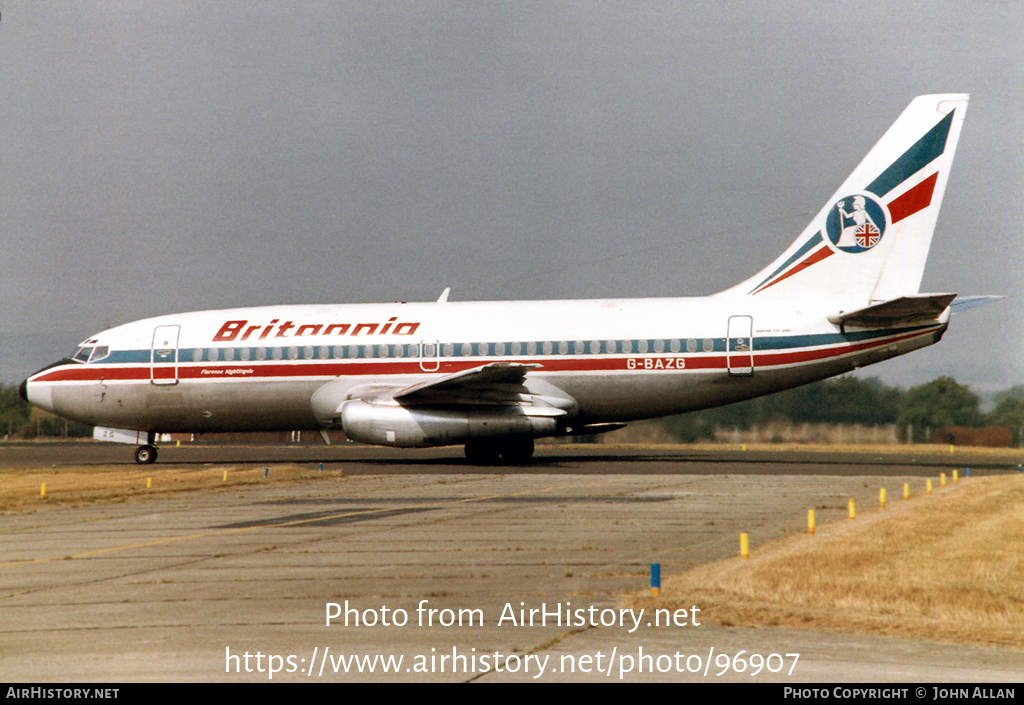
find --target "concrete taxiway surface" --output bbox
[2,444,1022,682]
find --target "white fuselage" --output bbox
[23,295,946,439]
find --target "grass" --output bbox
[0,463,329,512]
[629,473,1024,649]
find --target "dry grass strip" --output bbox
[0,464,326,512]
[629,474,1024,649]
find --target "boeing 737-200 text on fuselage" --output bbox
[21,94,994,464]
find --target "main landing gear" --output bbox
[464,437,535,465]
[134,445,158,464]
[134,431,158,464]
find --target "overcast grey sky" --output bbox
[1,1,1021,393]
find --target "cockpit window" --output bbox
[70,345,110,363]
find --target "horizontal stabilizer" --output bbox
[949,294,1004,314]
[828,293,956,328]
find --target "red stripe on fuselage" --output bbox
[30,329,935,385]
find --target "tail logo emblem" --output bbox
[826,194,888,253]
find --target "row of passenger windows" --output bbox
[182,338,730,362]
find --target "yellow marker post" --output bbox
[941,473,946,488]
[927,478,933,495]
[223,470,228,482]
[147,477,152,490]
[949,444,955,454]
[740,533,750,559]
[808,509,816,536]
[953,469,958,483]
[879,487,886,509]
[40,483,46,499]
[903,483,910,500]
[848,498,856,520]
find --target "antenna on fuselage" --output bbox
[437,287,451,303]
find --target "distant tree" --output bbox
[987,396,1024,446]
[686,376,903,430]
[659,414,716,443]
[0,384,31,437]
[898,377,983,442]
[993,385,1024,404]
[771,376,902,425]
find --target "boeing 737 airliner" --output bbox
[21,94,992,464]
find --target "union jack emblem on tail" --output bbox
[855,223,881,248]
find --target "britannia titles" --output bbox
[213,317,421,342]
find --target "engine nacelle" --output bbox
[339,400,559,448]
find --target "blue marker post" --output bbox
[651,563,661,596]
[966,467,970,478]
[264,467,269,478]
[319,463,324,472]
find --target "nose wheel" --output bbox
[134,444,158,464]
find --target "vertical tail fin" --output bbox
[718,94,968,302]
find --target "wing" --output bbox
[309,362,577,430]
[394,362,545,407]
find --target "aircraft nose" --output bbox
[20,364,59,413]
